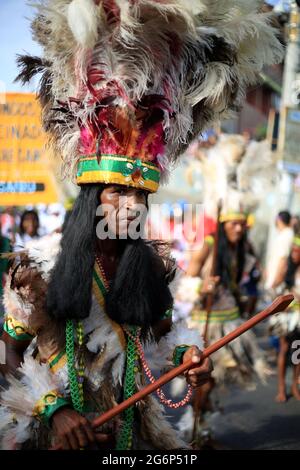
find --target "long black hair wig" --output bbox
[46,184,175,330]
[216,223,247,291]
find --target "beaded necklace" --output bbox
[95,255,137,449]
[95,253,109,290]
[65,256,108,415]
[94,255,192,449]
[66,319,85,413]
[123,326,193,410]
[115,325,140,450]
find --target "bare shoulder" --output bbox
[187,239,211,275]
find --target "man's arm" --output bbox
[184,241,219,296]
[187,242,210,277]
[271,257,288,289]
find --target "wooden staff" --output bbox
[203,201,222,344]
[91,294,293,429]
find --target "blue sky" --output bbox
[0,1,41,92]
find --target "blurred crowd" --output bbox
[0,204,67,318]
[0,204,66,249]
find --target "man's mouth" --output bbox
[120,215,138,222]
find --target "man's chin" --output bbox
[116,232,142,240]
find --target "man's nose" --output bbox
[125,192,144,208]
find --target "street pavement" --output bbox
[166,325,300,450]
[207,373,300,450]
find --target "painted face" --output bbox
[98,184,148,238]
[223,220,246,244]
[291,245,300,265]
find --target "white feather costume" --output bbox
[0,235,204,450]
[4,0,283,450]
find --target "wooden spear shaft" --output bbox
[203,201,222,343]
[92,294,293,429]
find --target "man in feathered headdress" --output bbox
[0,0,282,450]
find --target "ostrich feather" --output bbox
[16,0,283,181]
[67,0,99,48]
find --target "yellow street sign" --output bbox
[0,93,59,205]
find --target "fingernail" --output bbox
[192,355,200,363]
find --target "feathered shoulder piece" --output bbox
[17,0,283,192]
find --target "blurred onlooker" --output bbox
[44,203,66,234]
[35,204,49,236]
[0,207,18,244]
[0,220,11,323]
[265,211,294,290]
[14,210,41,251]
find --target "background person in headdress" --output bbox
[174,198,271,447]
[174,131,277,444]
[186,199,269,390]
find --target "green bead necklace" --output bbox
[115,326,140,450]
[66,319,85,413]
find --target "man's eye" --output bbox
[114,188,126,195]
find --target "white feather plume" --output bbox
[175,404,194,442]
[67,0,99,48]
[0,407,33,450]
[83,297,126,387]
[0,356,67,415]
[26,233,62,280]
[0,355,69,448]
[151,320,204,370]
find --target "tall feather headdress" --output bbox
[16,0,283,192]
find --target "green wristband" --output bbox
[172,345,190,367]
[33,392,70,427]
[3,319,34,341]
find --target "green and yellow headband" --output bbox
[76,154,160,193]
[219,212,247,223]
[293,236,300,248]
